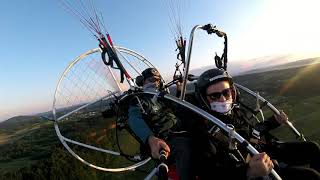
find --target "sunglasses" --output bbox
[206,88,232,101]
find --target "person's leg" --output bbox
[268,141,320,171]
[168,136,196,180]
[279,166,320,180]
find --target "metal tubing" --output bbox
[56,91,119,121]
[234,83,306,141]
[180,25,204,100]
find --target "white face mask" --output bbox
[143,82,159,92]
[210,99,233,114]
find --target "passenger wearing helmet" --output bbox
[135,67,163,92]
[195,68,320,179]
[128,68,196,180]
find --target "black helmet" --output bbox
[196,68,234,109]
[142,68,161,79]
[136,68,162,87]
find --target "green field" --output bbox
[0,112,153,179]
[0,63,319,179]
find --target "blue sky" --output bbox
[0,0,319,121]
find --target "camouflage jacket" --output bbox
[127,93,179,144]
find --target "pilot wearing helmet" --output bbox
[194,68,320,179]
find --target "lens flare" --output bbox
[279,61,319,95]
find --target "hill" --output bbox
[241,57,320,75]
[188,56,320,77]
[0,116,43,133]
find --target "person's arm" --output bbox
[128,105,153,144]
[254,111,288,133]
[128,101,170,159]
[254,116,280,133]
[175,81,183,97]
